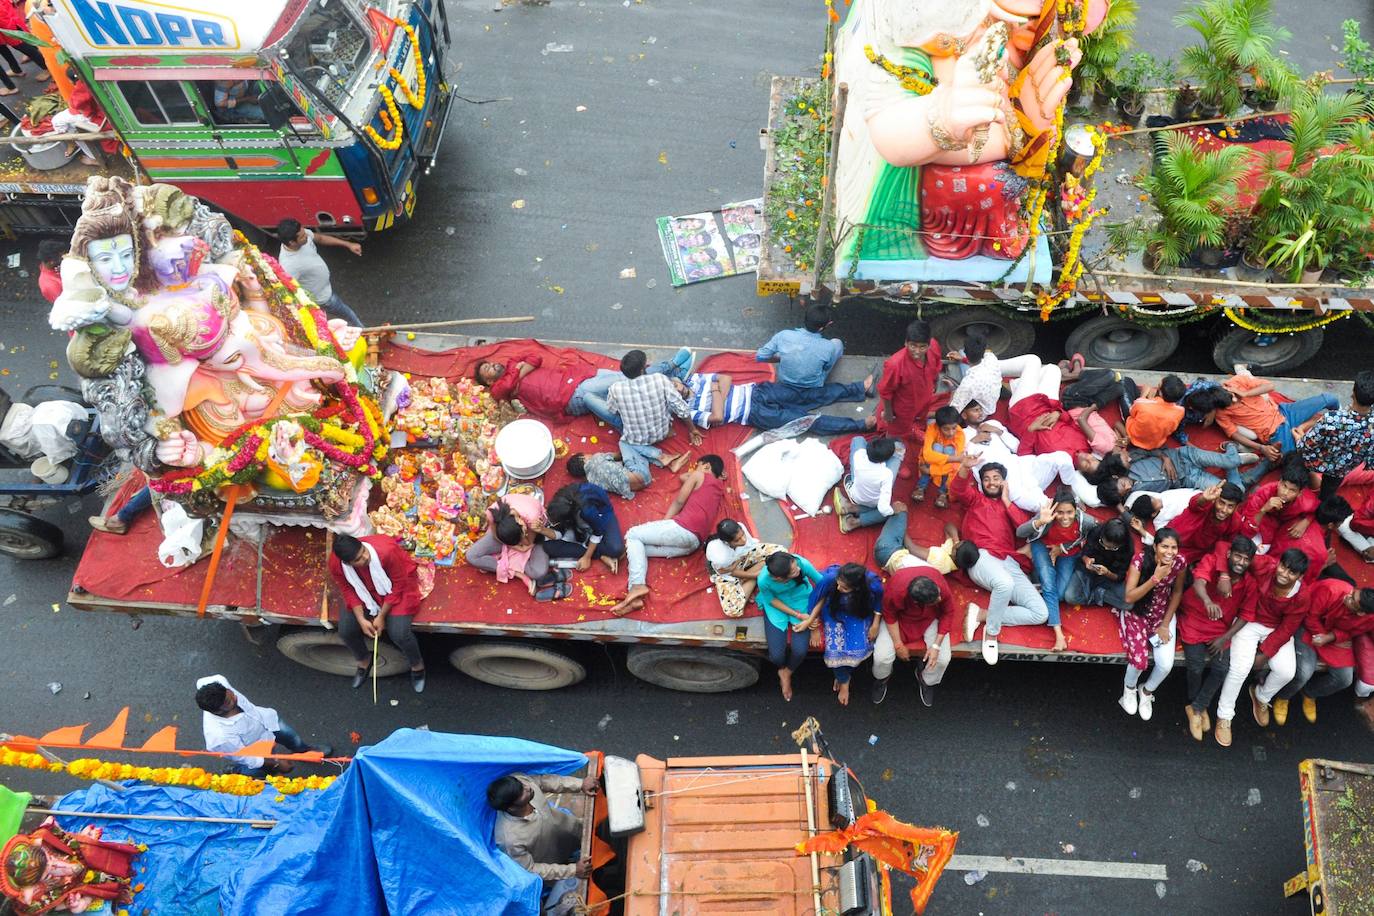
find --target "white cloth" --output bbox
[950,352,1002,416]
[277,230,333,302]
[196,675,281,769]
[846,442,896,516]
[1005,355,1062,407]
[962,420,1020,463]
[1340,517,1374,555]
[1216,621,1297,720]
[1149,488,1202,531]
[157,502,202,569]
[341,543,392,615]
[27,401,89,463]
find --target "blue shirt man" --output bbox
[755,303,843,388]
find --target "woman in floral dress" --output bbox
[800,562,885,706]
[1118,527,1187,723]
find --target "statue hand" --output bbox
[105,303,135,326]
[327,318,362,352]
[1016,38,1080,133]
[156,430,204,467]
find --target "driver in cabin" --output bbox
[487,772,598,912]
[212,80,264,123]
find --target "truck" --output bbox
[756,5,1374,376]
[1,722,914,914]
[0,0,455,237]
[1285,758,1374,915]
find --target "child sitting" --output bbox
[836,437,903,534]
[917,405,965,509]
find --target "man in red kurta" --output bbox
[877,319,942,475]
[1328,587,1374,730]
[1177,536,1259,740]
[475,345,599,418]
[1169,483,1248,561]
[1273,578,1360,725]
[871,561,960,705]
[1238,466,1319,548]
[328,534,427,693]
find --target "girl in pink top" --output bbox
[464,492,571,600]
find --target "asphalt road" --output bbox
[2,1,1373,914]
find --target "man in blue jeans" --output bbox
[195,675,329,777]
[567,347,694,430]
[88,485,152,535]
[675,369,878,434]
[835,437,903,533]
[755,302,843,390]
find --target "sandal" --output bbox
[536,580,573,601]
[934,492,949,509]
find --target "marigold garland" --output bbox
[864,45,937,95]
[0,747,335,797]
[1223,307,1351,334]
[364,84,404,151]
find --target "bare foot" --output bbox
[832,679,840,693]
[598,555,620,574]
[863,413,878,430]
[910,488,926,503]
[666,453,690,473]
[933,492,948,509]
[863,372,877,396]
[1052,636,1068,652]
[610,586,649,616]
[837,682,851,706]
[778,669,793,701]
[79,156,100,166]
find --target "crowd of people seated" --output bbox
[467,307,1374,746]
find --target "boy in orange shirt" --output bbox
[917,405,965,509]
[1124,375,1186,449]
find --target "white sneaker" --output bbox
[1119,687,1138,716]
[964,603,981,643]
[1138,689,1154,721]
[981,636,999,665]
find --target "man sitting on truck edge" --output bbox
[488,772,599,911]
[275,218,363,327]
[1300,368,1374,501]
[194,675,330,777]
[755,302,844,391]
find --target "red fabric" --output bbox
[486,345,597,417]
[877,339,942,437]
[1244,554,1311,657]
[1177,542,1251,644]
[919,162,1028,260]
[0,6,27,44]
[951,470,1028,563]
[1353,494,1374,538]
[68,80,120,154]
[1008,394,1091,456]
[38,264,61,304]
[1240,482,1319,546]
[1354,633,1374,686]
[1301,578,1356,668]
[1171,493,1249,560]
[881,565,957,644]
[327,535,422,616]
[1042,520,1080,550]
[1273,521,1330,585]
[672,473,725,542]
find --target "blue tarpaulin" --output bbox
[222,729,587,915]
[50,730,587,916]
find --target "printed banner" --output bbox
[656,198,762,286]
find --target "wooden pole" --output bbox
[28,807,276,829]
[812,82,848,294]
[362,316,535,334]
[318,530,334,630]
[25,745,124,792]
[0,131,118,147]
[1109,109,1291,138]
[1093,268,1335,291]
[798,747,824,916]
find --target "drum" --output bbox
[494,418,555,480]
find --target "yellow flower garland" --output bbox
[364,85,404,151]
[0,747,334,797]
[364,19,427,149]
[864,45,937,95]
[395,20,427,109]
[1223,307,1351,334]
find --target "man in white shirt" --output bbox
[275,218,363,326]
[963,419,1098,511]
[837,437,902,533]
[194,675,329,777]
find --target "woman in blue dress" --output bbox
[799,562,885,706]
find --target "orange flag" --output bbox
[138,726,179,754]
[84,708,129,749]
[37,724,88,746]
[797,810,958,914]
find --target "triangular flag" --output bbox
[365,8,396,53]
[233,739,277,759]
[37,724,88,746]
[138,726,179,754]
[84,708,129,750]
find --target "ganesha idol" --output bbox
[48,176,382,530]
[833,0,1108,283]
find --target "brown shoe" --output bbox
[1249,685,1271,728]
[1273,697,1289,726]
[1355,697,1374,734]
[1214,717,1232,747]
[88,515,129,535]
[1185,705,1204,741]
[1201,710,1211,733]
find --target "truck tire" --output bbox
[0,509,63,560]
[626,646,760,693]
[1211,326,1324,375]
[1064,315,1179,370]
[449,642,586,691]
[276,629,407,677]
[929,307,1035,357]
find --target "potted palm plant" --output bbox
[1076,0,1138,107]
[1176,0,1291,119]
[1141,132,1252,272]
[1259,217,1326,283]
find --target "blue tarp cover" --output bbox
[55,730,587,916]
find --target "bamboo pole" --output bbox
[798,747,824,916]
[28,807,277,829]
[812,82,848,294]
[1093,268,1336,291]
[0,131,118,147]
[1109,109,1290,137]
[362,316,535,334]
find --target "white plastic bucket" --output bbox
[494,418,555,480]
[31,456,69,484]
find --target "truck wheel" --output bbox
[626,646,760,693]
[1211,326,1324,375]
[0,509,63,560]
[930,307,1035,357]
[276,629,407,677]
[1065,315,1179,369]
[449,642,586,690]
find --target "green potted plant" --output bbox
[1176,0,1291,119]
[1141,132,1252,272]
[1259,216,1326,283]
[1076,0,1138,107]
[1115,53,1174,126]
[1342,19,1374,102]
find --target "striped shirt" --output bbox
[686,372,754,428]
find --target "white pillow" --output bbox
[786,439,844,516]
[742,439,798,500]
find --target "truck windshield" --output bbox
[287,0,372,107]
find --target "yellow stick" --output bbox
[372,632,380,705]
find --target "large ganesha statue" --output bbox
[833,0,1108,282]
[49,176,385,526]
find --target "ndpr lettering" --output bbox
[70,0,230,47]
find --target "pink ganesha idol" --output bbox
[128,235,361,468]
[833,0,1109,283]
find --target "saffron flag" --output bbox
[365,8,397,53]
[797,810,958,914]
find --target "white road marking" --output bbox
[946,854,1169,881]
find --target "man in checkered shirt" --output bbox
[607,350,701,481]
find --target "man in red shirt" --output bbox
[1336,490,1374,562]
[37,240,63,304]
[1271,496,1351,585]
[870,558,960,706]
[951,454,1045,665]
[1328,588,1374,731]
[1212,548,1310,747]
[1170,482,1247,561]
[1272,578,1360,726]
[328,534,427,693]
[1238,463,1319,549]
[475,345,691,427]
[1003,355,1093,458]
[877,319,943,476]
[1178,536,1258,741]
